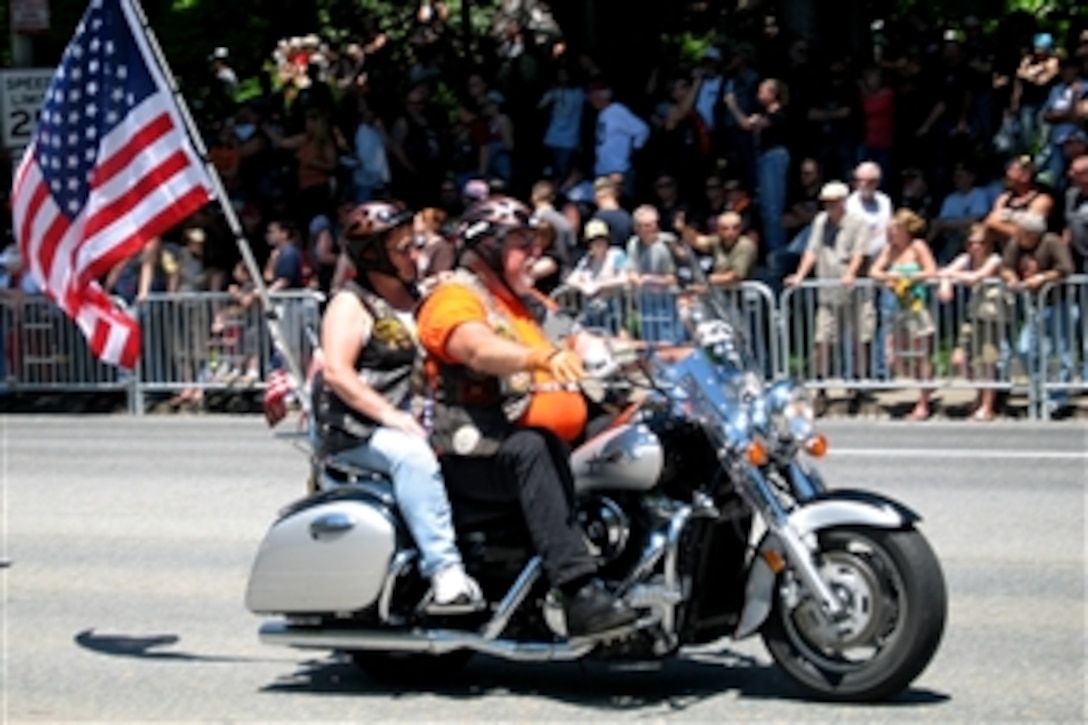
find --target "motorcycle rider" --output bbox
[416,195,639,638]
[311,200,483,613]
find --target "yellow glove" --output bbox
[526,347,586,384]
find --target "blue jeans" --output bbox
[873,289,897,379]
[332,427,461,578]
[1018,305,1073,411]
[758,146,790,277]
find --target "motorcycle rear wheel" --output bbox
[761,526,946,702]
[349,650,475,683]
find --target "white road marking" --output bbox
[827,448,1088,461]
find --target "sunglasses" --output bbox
[503,228,541,251]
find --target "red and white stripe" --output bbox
[11,92,211,369]
[263,368,297,427]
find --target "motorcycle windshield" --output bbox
[627,240,764,380]
[647,347,755,453]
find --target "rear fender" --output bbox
[733,489,920,639]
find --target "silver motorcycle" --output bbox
[245,294,947,702]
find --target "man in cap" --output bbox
[1001,211,1074,415]
[786,181,873,408]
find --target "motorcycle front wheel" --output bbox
[761,526,946,702]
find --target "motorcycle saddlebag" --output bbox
[245,494,397,615]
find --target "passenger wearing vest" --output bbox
[311,201,483,614]
[416,196,638,638]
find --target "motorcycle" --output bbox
[245,288,947,702]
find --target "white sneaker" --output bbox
[429,564,484,613]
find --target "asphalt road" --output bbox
[2,416,1085,722]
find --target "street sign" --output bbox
[11,0,51,34]
[0,68,55,150]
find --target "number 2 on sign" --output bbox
[11,108,39,138]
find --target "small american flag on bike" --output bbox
[10,0,213,369]
[262,366,295,427]
[263,351,323,427]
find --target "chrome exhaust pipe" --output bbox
[258,621,595,662]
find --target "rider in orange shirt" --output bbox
[416,196,637,638]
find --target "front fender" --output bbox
[733,489,920,640]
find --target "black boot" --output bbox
[563,579,637,637]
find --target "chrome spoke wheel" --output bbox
[783,538,905,672]
[761,526,947,701]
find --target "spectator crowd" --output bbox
[2,6,1087,417]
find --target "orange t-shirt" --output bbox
[417,282,587,442]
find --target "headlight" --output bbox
[763,381,816,446]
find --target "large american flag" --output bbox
[11,0,213,369]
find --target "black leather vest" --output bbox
[425,271,534,458]
[314,283,420,454]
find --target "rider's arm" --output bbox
[418,283,578,380]
[445,321,543,376]
[320,292,401,423]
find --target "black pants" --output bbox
[440,428,598,589]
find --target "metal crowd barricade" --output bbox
[552,282,780,375]
[1036,274,1088,420]
[4,277,1081,420]
[778,277,1037,413]
[0,293,131,397]
[134,290,323,412]
[549,284,628,338]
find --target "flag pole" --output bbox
[123,0,310,417]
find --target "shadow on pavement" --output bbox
[74,628,266,664]
[260,646,949,712]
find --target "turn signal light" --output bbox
[762,548,786,574]
[804,434,828,458]
[746,440,769,467]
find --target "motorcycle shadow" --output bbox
[73,629,284,665]
[261,647,948,710]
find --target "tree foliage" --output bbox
[3,0,1088,88]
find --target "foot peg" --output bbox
[418,589,489,616]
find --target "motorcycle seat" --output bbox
[320,456,392,486]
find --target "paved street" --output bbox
[1,415,1085,722]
